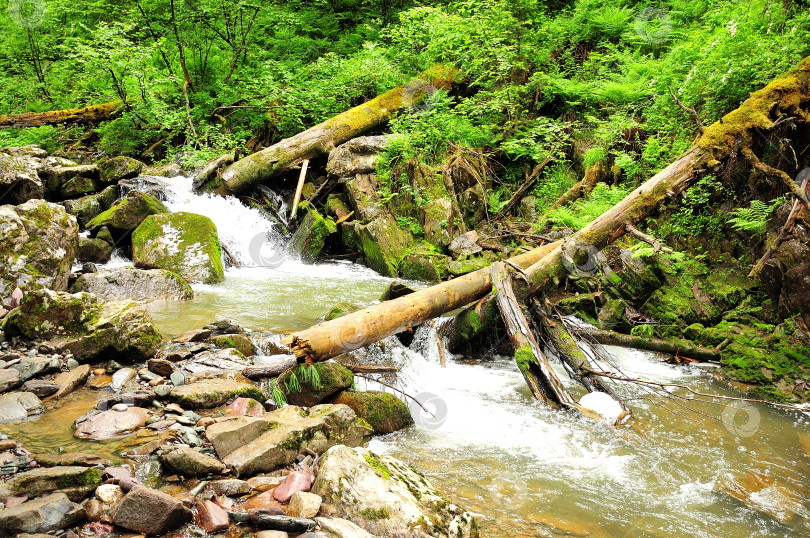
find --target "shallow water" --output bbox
[8,175,810,537]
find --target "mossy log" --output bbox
[284,55,810,364]
[550,160,608,210]
[0,101,124,129]
[210,65,464,194]
[573,327,720,362]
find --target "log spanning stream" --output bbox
[5,175,810,536]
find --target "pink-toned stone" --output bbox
[195,499,229,533]
[225,397,265,417]
[272,471,312,503]
[88,522,114,536]
[4,496,27,508]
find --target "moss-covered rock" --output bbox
[98,156,144,184]
[2,290,163,363]
[286,203,337,263]
[210,333,256,356]
[60,176,97,199]
[62,195,101,228]
[324,193,352,219]
[279,362,354,407]
[555,292,604,324]
[132,212,224,284]
[598,299,629,332]
[87,191,167,241]
[0,466,102,502]
[170,374,263,409]
[357,215,416,278]
[322,301,362,321]
[40,163,99,195]
[0,199,79,298]
[333,390,414,434]
[77,237,112,264]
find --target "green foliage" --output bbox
[728,198,785,234]
[269,379,287,408]
[655,176,726,238]
[396,216,424,236]
[544,183,631,230]
[299,364,322,390]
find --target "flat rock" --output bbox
[11,356,59,382]
[74,406,149,440]
[0,391,43,423]
[22,379,59,397]
[210,478,251,497]
[51,364,91,399]
[33,452,111,467]
[170,373,262,409]
[0,493,85,535]
[184,348,253,374]
[111,367,137,392]
[206,404,371,476]
[159,445,225,477]
[253,514,317,533]
[110,485,191,535]
[0,466,102,502]
[225,397,265,417]
[448,231,482,258]
[71,267,193,304]
[242,491,286,512]
[148,358,174,376]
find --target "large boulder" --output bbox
[313,446,479,538]
[0,493,85,535]
[110,486,192,534]
[206,404,372,476]
[287,204,337,263]
[40,164,99,196]
[70,267,193,303]
[132,212,225,284]
[74,406,150,440]
[326,136,397,179]
[333,391,414,434]
[2,289,163,362]
[0,466,102,501]
[278,362,353,407]
[87,190,168,243]
[97,155,144,184]
[344,174,384,222]
[357,215,416,278]
[0,145,46,204]
[76,237,112,264]
[0,199,79,298]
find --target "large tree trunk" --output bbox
[209,65,463,195]
[0,101,124,129]
[283,55,810,364]
[282,242,561,363]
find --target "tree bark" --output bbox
[0,101,124,129]
[550,160,607,210]
[572,327,721,362]
[211,65,463,194]
[281,242,561,363]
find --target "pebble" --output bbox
[182,410,202,423]
[170,372,185,386]
[26,350,37,357]
[112,403,129,412]
[196,417,215,428]
[148,376,165,387]
[67,358,79,370]
[154,385,173,398]
[84,498,104,521]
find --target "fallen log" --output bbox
[550,160,607,210]
[489,262,575,407]
[212,65,463,194]
[572,327,720,362]
[283,55,810,364]
[0,100,124,129]
[534,308,629,409]
[282,242,561,363]
[494,157,550,219]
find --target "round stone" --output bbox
[67,358,80,370]
[112,403,129,412]
[170,372,185,386]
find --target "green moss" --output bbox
[361,507,391,520]
[323,301,362,321]
[55,467,102,490]
[514,344,535,376]
[211,334,257,356]
[335,390,414,434]
[364,453,391,480]
[287,202,338,263]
